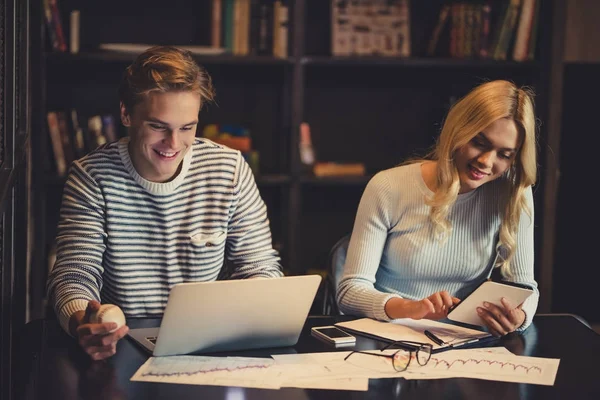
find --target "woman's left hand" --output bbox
[476,297,525,336]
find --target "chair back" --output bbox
[322,234,350,315]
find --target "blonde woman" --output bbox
[338,80,538,335]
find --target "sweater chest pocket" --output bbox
[190,230,227,249]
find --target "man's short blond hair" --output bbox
[118,46,215,112]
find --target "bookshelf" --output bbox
[31,0,564,318]
[1,0,33,398]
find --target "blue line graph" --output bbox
[141,356,275,378]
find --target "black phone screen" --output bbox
[315,327,352,338]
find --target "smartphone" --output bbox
[311,326,356,345]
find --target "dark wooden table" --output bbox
[14,314,600,400]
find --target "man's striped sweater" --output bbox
[47,137,283,334]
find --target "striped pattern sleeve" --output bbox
[226,153,283,279]
[47,160,107,334]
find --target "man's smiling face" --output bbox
[121,91,201,183]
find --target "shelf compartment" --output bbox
[299,175,373,186]
[302,56,540,69]
[45,51,294,66]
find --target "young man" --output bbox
[47,46,283,360]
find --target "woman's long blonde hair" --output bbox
[417,80,537,276]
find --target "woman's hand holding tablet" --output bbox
[447,281,534,332]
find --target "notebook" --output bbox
[127,275,321,356]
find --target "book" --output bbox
[48,0,67,52]
[223,0,235,53]
[493,0,522,60]
[450,3,460,58]
[479,1,492,58]
[426,4,450,56]
[56,111,75,165]
[273,0,288,58]
[464,4,474,58]
[211,0,223,48]
[42,0,60,51]
[525,0,541,61]
[471,4,482,58]
[69,10,80,54]
[512,0,536,61]
[70,109,86,159]
[488,0,510,60]
[241,0,251,55]
[313,162,366,177]
[233,0,243,55]
[256,0,274,55]
[47,111,67,176]
[248,0,262,55]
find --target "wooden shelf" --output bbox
[45,51,294,65]
[302,56,540,69]
[43,174,67,186]
[256,174,292,186]
[299,175,372,186]
[44,173,291,187]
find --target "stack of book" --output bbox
[299,122,366,178]
[427,0,540,62]
[202,124,259,174]
[46,110,118,177]
[211,0,289,58]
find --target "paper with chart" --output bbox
[271,353,368,390]
[132,347,559,390]
[131,355,368,390]
[419,349,560,385]
[131,356,281,389]
[275,347,559,386]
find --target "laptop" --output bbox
[127,275,322,356]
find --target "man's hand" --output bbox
[69,300,129,360]
[476,297,526,336]
[385,291,460,320]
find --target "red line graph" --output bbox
[430,357,542,374]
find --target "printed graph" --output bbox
[141,356,273,377]
[429,356,542,374]
[421,351,560,385]
[131,356,281,389]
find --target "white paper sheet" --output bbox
[131,347,559,390]
[420,349,561,385]
[131,356,282,389]
[336,317,491,350]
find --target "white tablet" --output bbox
[447,280,534,327]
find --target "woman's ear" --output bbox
[120,102,131,127]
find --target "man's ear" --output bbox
[120,102,131,127]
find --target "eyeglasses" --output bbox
[344,340,432,372]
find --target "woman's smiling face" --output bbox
[455,118,520,194]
